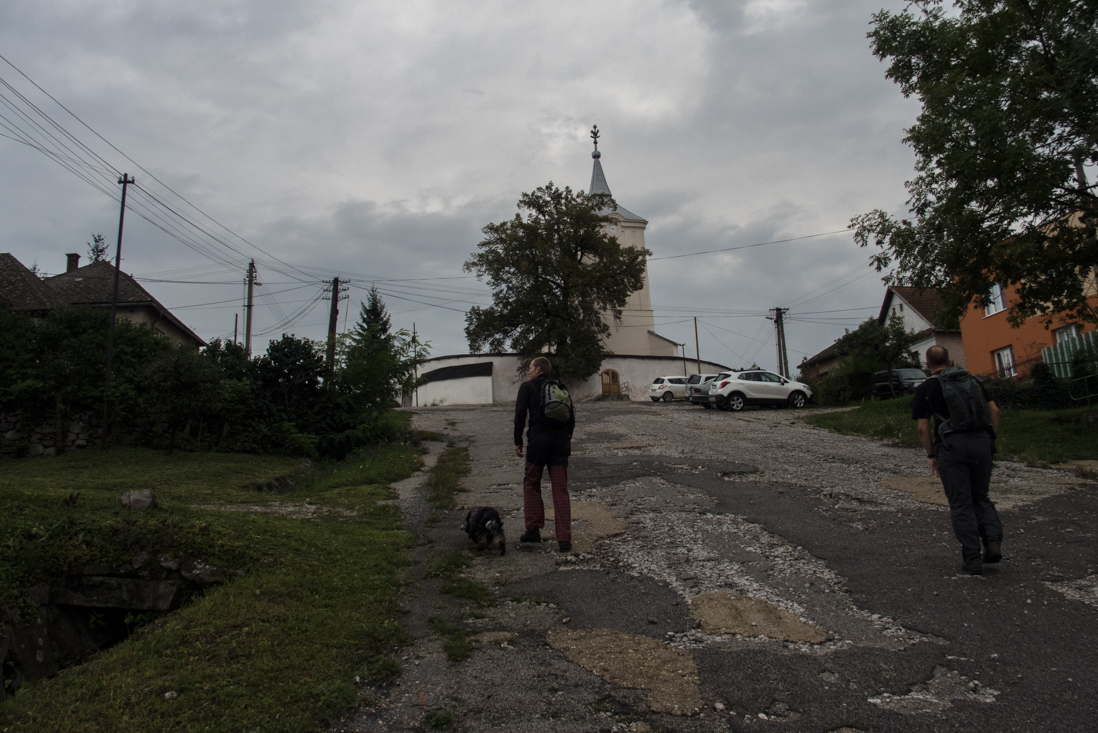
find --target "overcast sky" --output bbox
[0,0,923,374]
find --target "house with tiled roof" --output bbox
[878,286,966,369]
[0,252,204,349]
[800,285,964,380]
[0,253,67,313]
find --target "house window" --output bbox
[986,283,1007,316]
[1055,324,1081,344]
[992,346,1016,378]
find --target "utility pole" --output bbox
[244,260,257,357]
[772,307,790,378]
[326,276,341,372]
[694,316,701,374]
[100,173,133,447]
[233,313,238,344]
[680,343,687,376]
[413,322,419,407]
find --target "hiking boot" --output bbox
[984,541,1002,564]
[962,558,983,575]
[519,529,541,543]
[558,541,572,553]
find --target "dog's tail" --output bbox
[487,520,506,556]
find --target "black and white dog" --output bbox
[461,507,506,555]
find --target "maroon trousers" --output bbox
[523,462,571,542]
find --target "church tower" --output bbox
[588,126,678,358]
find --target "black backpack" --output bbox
[931,366,991,439]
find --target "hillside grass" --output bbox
[804,398,1098,465]
[1,414,429,732]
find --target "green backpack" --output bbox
[931,366,991,438]
[539,379,573,424]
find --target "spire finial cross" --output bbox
[590,125,600,150]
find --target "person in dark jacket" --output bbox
[913,345,1002,575]
[514,356,575,552]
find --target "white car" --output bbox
[649,376,689,402]
[707,369,813,411]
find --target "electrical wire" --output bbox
[648,229,850,261]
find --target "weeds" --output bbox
[428,616,474,662]
[440,577,496,608]
[426,447,471,511]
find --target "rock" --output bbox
[164,691,177,700]
[158,554,181,572]
[120,490,156,509]
[51,577,184,611]
[180,559,224,585]
[27,444,44,457]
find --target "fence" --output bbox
[1041,330,1098,379]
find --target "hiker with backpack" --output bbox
[912,345,1003,575]
[514,356,575,553]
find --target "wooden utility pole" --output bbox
[100,173,133,447]
[326,276,341,372]
[693,316,701,374]
[244,260,256,357]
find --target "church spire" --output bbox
[589,125,611,196]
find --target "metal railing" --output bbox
[1069,373,1098,407]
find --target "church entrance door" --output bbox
[601,369,620,396]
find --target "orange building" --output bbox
[959,280,1097,379]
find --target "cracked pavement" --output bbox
[333,401,1098,732]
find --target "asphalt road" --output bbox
[334,400,1098,733]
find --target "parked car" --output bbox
[687,373,722,408]
[707,369,813,411]
[873,368,929,398]
[649,376,689,402]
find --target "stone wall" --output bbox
[0,411,101,458]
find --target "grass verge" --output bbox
[425,446,470,511]
[1,417,426,732]
[804,398,1098,465]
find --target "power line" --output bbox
[648,229,850,261]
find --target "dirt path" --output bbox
[334,401,1098,732]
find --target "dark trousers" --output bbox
[935,432,1002,562]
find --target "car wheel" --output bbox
[702,403,713,409]
[661,391,674,402]
[725,393,745,411]
[788,391,807,409]
[650,397,660,402]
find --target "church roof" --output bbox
[588,139,646,224]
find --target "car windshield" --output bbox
[899,369,928,379]
[652,378,664,384]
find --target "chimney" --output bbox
[66,253,80,272]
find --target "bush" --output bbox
[982,374,1076,411]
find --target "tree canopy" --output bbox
[852,0,1098,327]
[463,182,649,382]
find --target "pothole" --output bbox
[546,627,703,716]
[868,666,998,713]
[692,592,828,643]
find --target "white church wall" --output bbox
[413,353,731,405]
[416,375,493,406]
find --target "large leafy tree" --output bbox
[463,182,649,381]
[852,0,1098,327]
